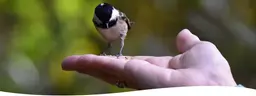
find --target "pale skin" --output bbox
[62,29,237,89]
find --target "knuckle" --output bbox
[124,59,140,71]
[145,58,155,63]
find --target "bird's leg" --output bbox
[107,43,112,55]
[116,34,125,58]
[100,43,112,56]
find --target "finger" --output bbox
[62,54,128,79]
[101,55,155,60]
[124,59,178,89]
[75,55,173,89]
[168,54,183,69]
[103,55,173,67]
[61,55,170,77]
[62,55,81,71]
[76,68,119,85]
[63,55,137,87]
[62,54,133,86]
[62,55,175,89]
[176,29,201,53]
[78,55,127,76]
[144,56,173,67]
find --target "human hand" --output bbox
[61,29,237,89]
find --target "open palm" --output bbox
[62,29,236,89]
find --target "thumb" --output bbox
[176,29,201,53]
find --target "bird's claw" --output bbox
[115,53,123,58]
[99,52,107,56]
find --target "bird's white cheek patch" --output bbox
[110,8,120,21]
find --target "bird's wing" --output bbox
[119,11,134,30]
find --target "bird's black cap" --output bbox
[94,3,114,23]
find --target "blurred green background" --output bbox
[0,0,256,95]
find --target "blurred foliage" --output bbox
[0,0,256,95]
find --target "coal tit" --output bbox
[93,3,133,57]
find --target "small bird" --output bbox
[92,3,134,57]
